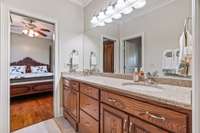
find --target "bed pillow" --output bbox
[10,66,26,75]
[31,66,48,73]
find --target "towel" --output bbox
[177,30,192,76]
[72,54,79,66]
[162,50,173,70]
[91,56,97,65]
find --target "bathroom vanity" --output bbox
[62,74,192,133]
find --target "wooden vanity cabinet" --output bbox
[63,79,79,131]
[62,79,191,133]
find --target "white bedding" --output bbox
[10,72,53,79]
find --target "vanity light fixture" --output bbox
[91,0,146,27]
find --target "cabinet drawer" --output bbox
[101,91,187,133]
[32,82,53,92]
[80,83,99,99]
[71,81,79,91]
[80,93,99,120]
[11,85,31,96]
[63,79,70,87]
[79,110,99,133]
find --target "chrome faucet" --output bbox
[145,71,159,84]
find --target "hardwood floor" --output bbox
[10,92,53,131]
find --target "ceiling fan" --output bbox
[11,17,51,37]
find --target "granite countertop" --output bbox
[62,73,192,110]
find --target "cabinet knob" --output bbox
[123,119,128,132]
[129,122,133,133]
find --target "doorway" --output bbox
[103,38,115,73]
[124,37,142,74]
[9,12,55,131]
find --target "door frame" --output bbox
[192,0,200,132]
[120,33,145,74]
[0,5,61,133]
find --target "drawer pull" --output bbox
[123,119,127,132]
[145,111,166,121]
[129,122,133,133]
[108,98,116,102]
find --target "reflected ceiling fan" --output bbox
[11,17,51,37]
[21,19,50,37]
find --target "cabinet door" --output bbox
[63,87,71,111]
[129,116,169,133]
[101,104,128,133]
[63,87,79,121]
[70,89,79,121]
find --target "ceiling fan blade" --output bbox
[37,31,47,37]
[40,28,50,32]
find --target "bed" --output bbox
[10,57,53,97]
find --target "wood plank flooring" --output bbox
[10,92,53,132]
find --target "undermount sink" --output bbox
[121,82,163,92]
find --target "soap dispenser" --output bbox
[133,68,139,82]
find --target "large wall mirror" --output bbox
[83,0,192,79]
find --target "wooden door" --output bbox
[70,89,79,121]
[101,104,128,133]
[129,116,169,133]
[103,40,114,73]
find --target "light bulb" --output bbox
[97,22,105,27]
[133,0,146,9]
[98,11,106,20]
[127,0,137,3]
[22,29,28,34]
[122,7,133,14]
[106,6,114,16]
[34,32,39,37]
[113,13,122,19]
[115,0,126,10]
[91,16,98,24]
[104,18,112,23]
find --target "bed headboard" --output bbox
[10,57,51,73]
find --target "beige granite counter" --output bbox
[62,73,192,110]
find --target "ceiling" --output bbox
[10,13,55,40]
[68,0,93,7]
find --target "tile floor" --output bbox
[12,117,76,133]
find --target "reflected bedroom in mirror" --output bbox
[83,0,192,80]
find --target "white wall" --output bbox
[5,0,84,72]
[11,33,53,64]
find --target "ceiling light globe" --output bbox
[97,22,105,27]
[106,6,114,16]
[98,11,106,20]
[112,13,122,19]
[104,18,112,23]
[122,7,133,14]
[115,0,126,10]
[133,0,146,9]
[91,16,98,24]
